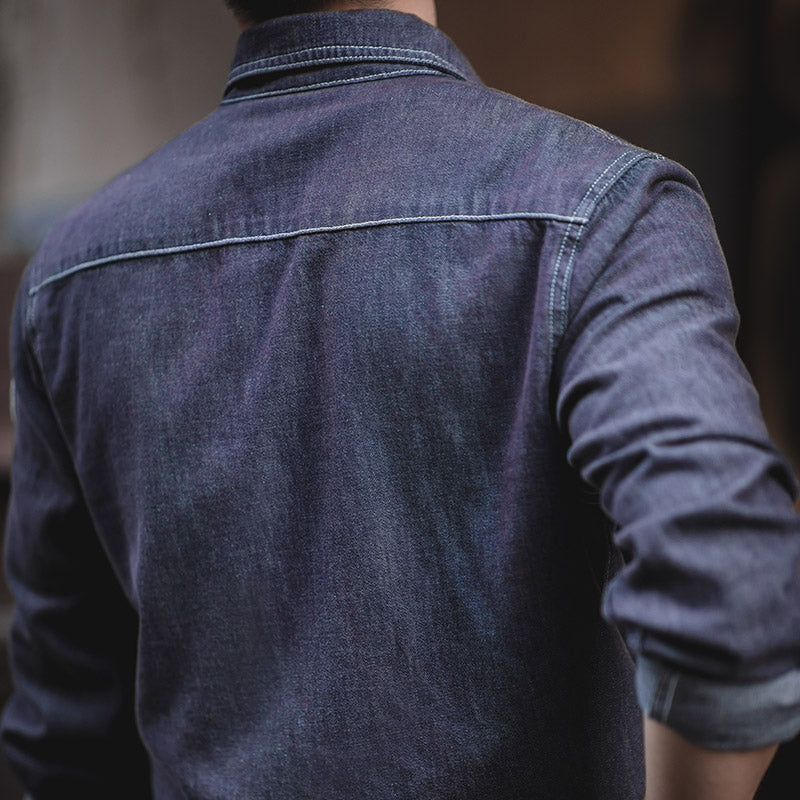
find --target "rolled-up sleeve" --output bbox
[555,155,800,749]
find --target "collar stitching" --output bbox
[227,53,463,89]
[230,44,455,74]
[223,67,445,104]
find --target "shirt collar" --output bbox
[223,9,479,104]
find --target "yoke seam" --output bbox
[28,211,589,296]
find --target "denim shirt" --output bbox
[4,10,800,799]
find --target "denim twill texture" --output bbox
[4,10,800,799]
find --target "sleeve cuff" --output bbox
[636,654,800,749]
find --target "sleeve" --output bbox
[0,277,152,797]
[554,155,800,750]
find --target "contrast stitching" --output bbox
[228,45,459,80]
[548,152,630,354]
[548,151,651,356]
[28,212,588,296]
[228,53,463,86]
[221,68,443,104]
[557,153,649,329]
[229,45,454,74]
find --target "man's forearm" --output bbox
[644,717,777,800]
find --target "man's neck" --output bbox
[321,1,436,26]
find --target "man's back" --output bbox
[4,9,800,799]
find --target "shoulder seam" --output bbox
[547,151,662,358]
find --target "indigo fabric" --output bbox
[4,10,800,799]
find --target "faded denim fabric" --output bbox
[4,10,800,799]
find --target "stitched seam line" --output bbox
[557,153,653,331]
[547,152,631,355]
[222,68,442,104]
[229,45,455,74]
[228,53,463,86]
[547,151,654,357]
[28,212,588,296]
[228,44,459,80]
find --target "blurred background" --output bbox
[0,0,798,796]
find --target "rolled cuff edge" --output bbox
[636,654,800,750]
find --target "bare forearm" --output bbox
[644,717,777,800]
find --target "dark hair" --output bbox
[225,0,381,25]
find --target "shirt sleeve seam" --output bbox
[547,150,663,366]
